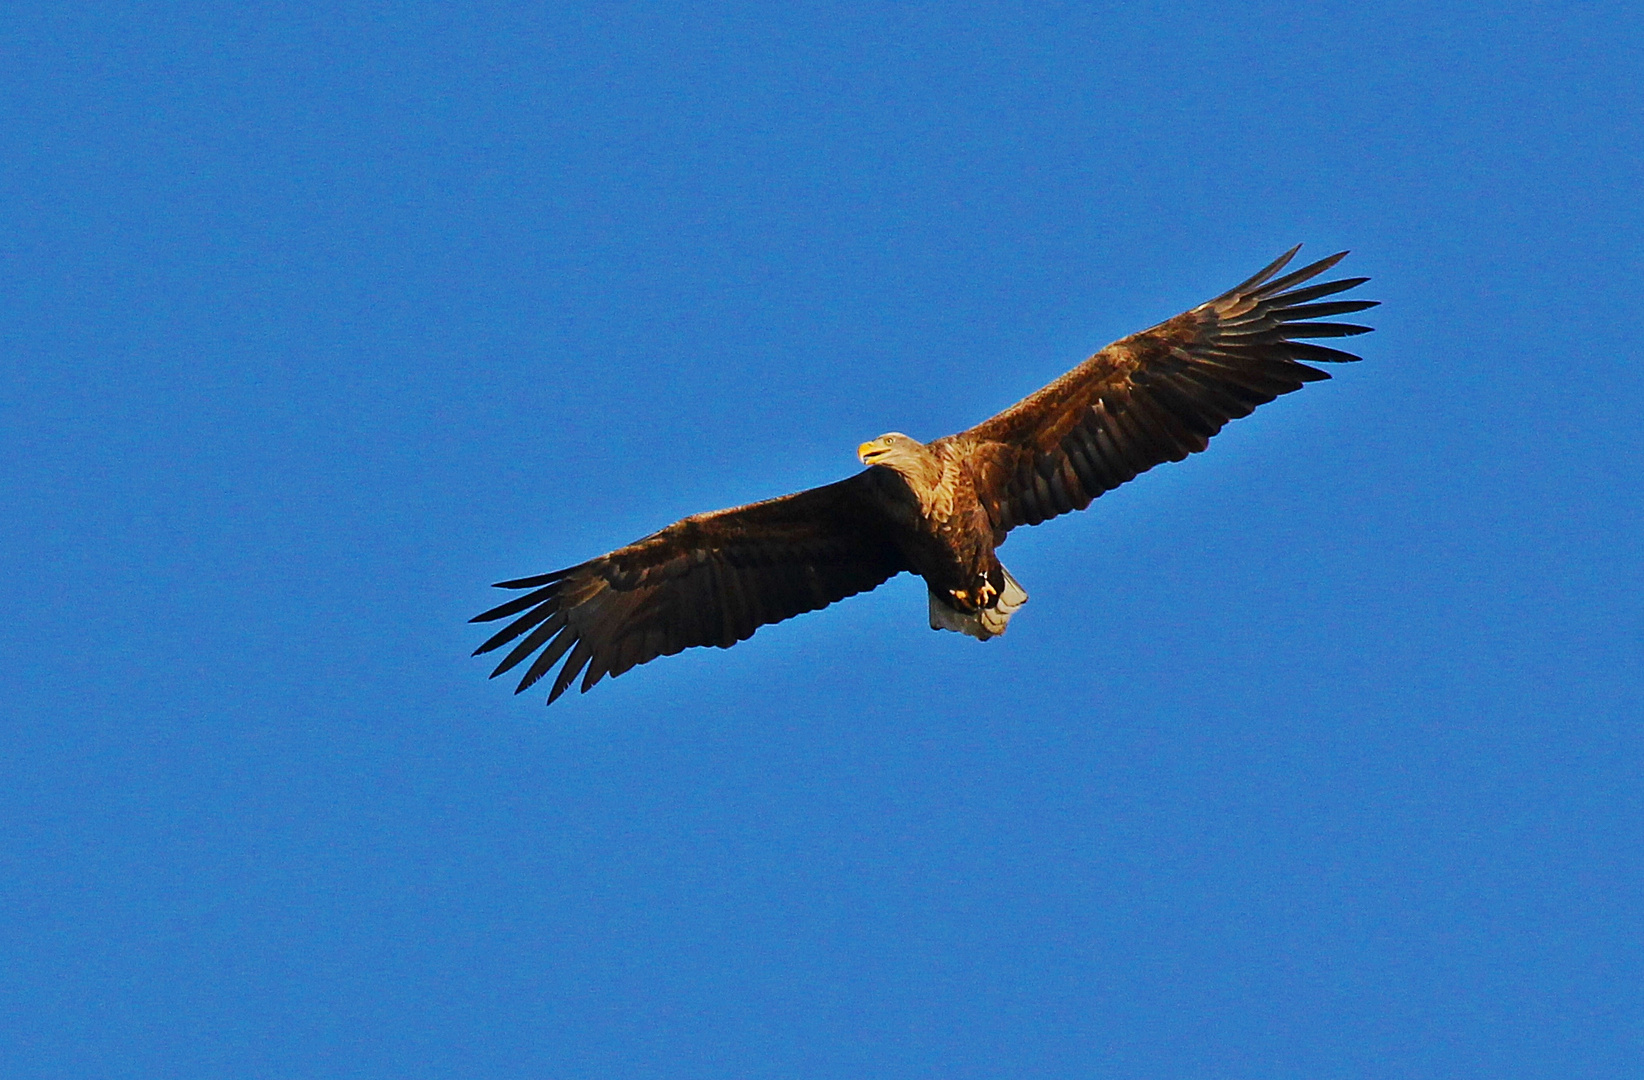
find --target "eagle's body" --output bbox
[474,247,1376,703]
[858,435,1022,639]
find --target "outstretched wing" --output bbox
[472,471,908,703]
[953,247,1376,532]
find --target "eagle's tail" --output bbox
[928,565,1029,641]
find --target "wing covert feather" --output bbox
[472,470,908,703]
[953,248,1374,532]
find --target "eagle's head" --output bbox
[857,432,924,468]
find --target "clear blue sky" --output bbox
[3,2,1640,1077]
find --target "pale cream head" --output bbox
[856,432,924,467]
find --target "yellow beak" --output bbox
[858,441,879,463]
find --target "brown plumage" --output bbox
[474,246,1375,702]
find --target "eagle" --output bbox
[474,247,1374,703]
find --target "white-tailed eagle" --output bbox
[474,247,1375,702]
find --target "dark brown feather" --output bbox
[947,247,1372,533]
[472,471,909,702]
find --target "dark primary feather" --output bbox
[953,248,1375,532]
[471,471,908,703]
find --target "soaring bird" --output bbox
[474,247,1374,703]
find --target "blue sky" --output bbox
[2,2,1640,1076]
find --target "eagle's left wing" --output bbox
[952,247,1375,533]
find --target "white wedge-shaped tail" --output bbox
[929,565,1029,641]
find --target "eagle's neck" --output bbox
[884,443,954,521]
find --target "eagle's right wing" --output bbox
[472,471,909,703]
